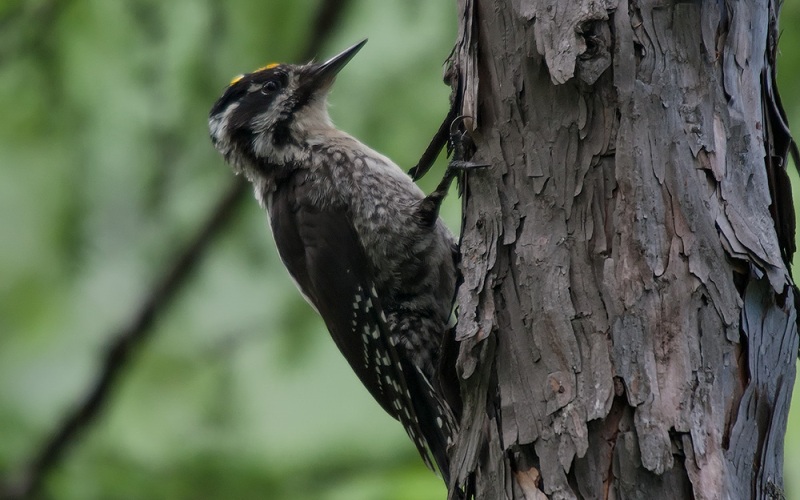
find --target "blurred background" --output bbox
[0,1,797,499]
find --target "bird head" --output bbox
[209,39,367,173]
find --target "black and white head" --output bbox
[209,40,367,174]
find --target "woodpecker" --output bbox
[208,40,461,481]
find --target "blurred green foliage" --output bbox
[778,2,800,499]
[0,0,797,498]
[0,1,456,498]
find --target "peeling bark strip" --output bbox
[448,1,798,499]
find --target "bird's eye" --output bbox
[261,80,281,94]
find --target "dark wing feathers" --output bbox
[402,360,458,480]
[269,177,448,475]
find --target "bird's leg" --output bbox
[408,68,463,181]
[417,116,488,227]
[408,105,458,181]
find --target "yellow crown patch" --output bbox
[256,62,280,72]
[229,63,279,86]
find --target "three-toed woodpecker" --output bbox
[209,40,460,481]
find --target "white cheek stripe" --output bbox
[209,102,240,144]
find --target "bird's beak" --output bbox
[304,39,367,92]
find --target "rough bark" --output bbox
[447,1,798,499]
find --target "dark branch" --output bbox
[1,2,351,497]
[2,180,249,500]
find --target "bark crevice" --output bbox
[447,1,797,498]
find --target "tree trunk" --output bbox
[447,1,798,499]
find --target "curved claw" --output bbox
[449,115,475,136]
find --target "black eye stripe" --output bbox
[210,86,245,117]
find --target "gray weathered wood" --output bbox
[447,0,798,498]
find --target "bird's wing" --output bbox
[268,176,445,473]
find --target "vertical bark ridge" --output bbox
[448,1,797,498]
